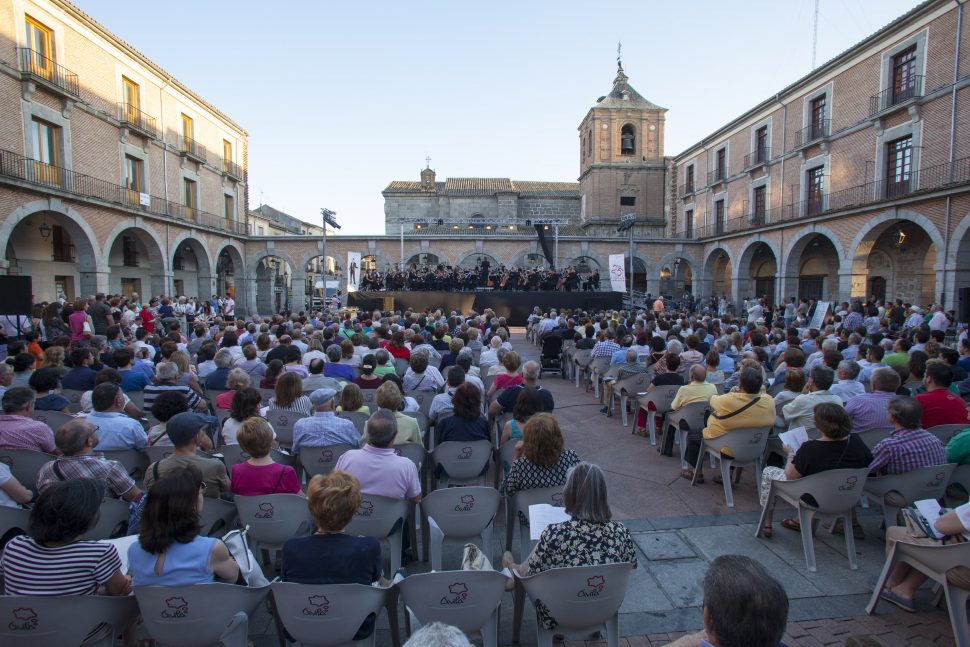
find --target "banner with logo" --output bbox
[346,252,361,293]
[608,254,626,293]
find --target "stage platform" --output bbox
[347,290,623,326]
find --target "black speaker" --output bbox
[959,287,970,324]
[0,276,32,315]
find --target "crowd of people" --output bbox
[357,261,601,292]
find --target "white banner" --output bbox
[346,252,361,293]
[608,254,626,293]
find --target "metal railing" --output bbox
[743,147,771,168]
[179,135,207,162]
[223,159,243,179]
[17,48,80,97]
[793,119,831,150]
[52,243,75,263]
[707,167,726,185]
[679,182,695,198]
[0,146,248,236]
[118,103,157,138]
[870,75,924,115]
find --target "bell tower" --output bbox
[578,58,667,237]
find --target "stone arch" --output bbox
[170,231,213,299]
[781,228,842,303]
[404,250,450,267]
[103,221,168,297]
[946,210,970,308]
[509,251,551,269]
[735,237,781,306]
[782,224,846,268]
[567,255,604,273]
[848,209,945,273]
[455,251,501,270]
[703,246,734,301]
[657,250,699,297]
[247,247,297,279]
[0,199,103,301]
[214,242,245,310]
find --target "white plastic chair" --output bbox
[863,463,957,529]
[344,494,409,579]
[588,357,612,398]
[135,582,269,647]
[866,539,970,647]
[926,424,965,444]
[266,409,308,449]
[78,497,131,540]
[199,497,239,537]
[512,562,634,647]
[235,494,312,567]
[31,410,74,433]
[397,570,507,647]
[300,443,357,478]
[60,388,86,407]
[339,411,369,436]
[0,503,30,540]
[395,358,410,377]
[270,581,392,647]
[432,440,492,488]
[504,485,565,560]
[126,390,145,410]
[856,427,894,450]
[662,401,710,469]
[634,385,680,444]
[572,350,593,388]
[421,486,500,571]
[691,426,771,508]
[257,388,275,406]
[100,448,149,482]
[0,448,55,486]
[0,594,139,647]
[756,468,870,571]
[612,372,652,427]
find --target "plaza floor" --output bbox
[248,328,959,647]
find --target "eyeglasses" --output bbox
[199,482,207,492]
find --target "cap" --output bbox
[166,412,208,447]
[309,388,338,406]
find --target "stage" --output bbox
[347,290,624,326]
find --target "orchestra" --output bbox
[355,262,601,292]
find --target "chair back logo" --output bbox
[551,492,564,506]
[35,415,47,423]
[161,596,189,618]
[8,607,38,631]
[577,575,606,598]
[357,500,374,516]
[838,476,859,491]
[278,415,289,426]
[440,582,468,605]
[928,472,946,487]
[302,594,330,616]
[320,449,334,463]
[255,502,275,519]
[458,446,473,460]
[749,432,764,444]
[454,494,475,512]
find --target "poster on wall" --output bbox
[608,254,626,293]
[808,301,831,331]
[346,252,361,293]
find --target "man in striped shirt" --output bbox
[591,330,621,358]
[143,361,205,412]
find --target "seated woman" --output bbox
[260,359,285,390]
[128,465,239,586]
[29,367,70,412]
[1,479,131,596]
[403,351,443,392]
[487,350,523,397]
[386,330,410,360]
[222,387,264,445]
[336,383,370,415]
[170,350,204,399]
[704,349,725,386]
[353,354,384,390]
[215,368,250,410]
[502,463,638,629]
[149,391,215,450]
[772,369,806,428]
[282,470,383,640]
[501,413,581,501]
[436,382,489,446]
[268,372,313,417]
[231,418,298,496]
[500,387,544,470]
[361,381,421,445]
[759,402,872,537]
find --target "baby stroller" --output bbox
[539,335,564,377]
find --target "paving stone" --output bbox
[646,559,708,607]
[633,531,697,560]
[618,566,675,613]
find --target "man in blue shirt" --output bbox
[61,348,98,391]
[89,382,147,452]
[114,348,149,392]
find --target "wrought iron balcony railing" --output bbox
[179,135,207,163]
[17,47,80,97]
[870,75,924,116]
[743,147,771,169]
[118,103,157,138]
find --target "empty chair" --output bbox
[857,427,895,450]
[863,463,957,529]
[512,563,634,647]
[126,390,145,410]
[661,401,710,469]
[613,372,652,427]
[0,448,55,486]
[235,494,312,567]
[691,426,771,508]
[135,582,269,647]
[270,582,391,647]
[587,357,612,397]
[199,497,239,537]
[30,410,73,433]
[756,468,870,572]
[398,570,508,647]
[0,594,139,647]
[344,494,409,578]
[266,409,307,449]
[572,350,593,388]
[634,385,680,444]
[504,486,565,560]
[431,440,492,488]
[77,497,130,540]
[0,504,30,542]
[421,486,500,571]
[100,448,149,481]
[927,424,965,444]
[299,443,357,478]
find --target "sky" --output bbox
[72,0,923,235]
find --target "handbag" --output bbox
[222,525,270,587]
[460,543,493,571]
[82,320,94,337]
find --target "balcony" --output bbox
[118,103,157,139]
[223,159,243,181]
[743,147,771,171]
[52,242,75,263]
[178,136,207,163]
[870,75,923,117]
[679,182,695,199]
[17,48,80,98]
[792,120,831,151]
[707,167,726,187]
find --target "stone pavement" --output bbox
[247,328,960,646]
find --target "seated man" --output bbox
[88,383,148,452]
[60,348,98,392]
[829,360,864,404]
[0,386,56,453]
[36,418,142,501]
[781,365,843,431]
[204,349,234,391]
[845,367,898,434]
[915,362,968,428]
[489,361,554,416]
[144,361,207,413]
[114,348,149,392]
[335,410,421,503]
[323,345,356,382]
[429,366,464,424]
[670,365,717,411]
[303,358,344,392]
[600,348,650,416]
[870,396,946,476]
[143,411,231,497]
[291,388,360,454]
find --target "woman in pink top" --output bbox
[68,298,93,346]
[230,418,300,496]
[489,350,523,397]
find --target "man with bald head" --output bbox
[671,364,717,411]
[489,360,554,416]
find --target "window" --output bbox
[621,124,635,155]
[588,129,592,158]
[753,185,767,221]
[51,225,73,262]
[121,76,140,123]
[685,209,694,238]
[173,252,185,271]
[685,166,695,194]
[31,117,60,185]
[806,166,825,215]
[224,194,235,221]
[223,139,233,174]
[620,196,636,207]
[886,136,913,198]
[754,126,768,163]
[715,199,724,235]
[715,148,726,180]
[180,114,194,150]
[122,236,138,267]
[891,46,918,105]
[810,95,827,140]
[124,155,143,205]
[257,226,265,235]
[182,178,197,217]
[24,16,52,78]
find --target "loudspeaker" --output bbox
[959,287,970,324]
[381,296,395,312]
[0,276,32,315]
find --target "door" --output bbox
[798,276,825,302]
[868,276,887,303]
